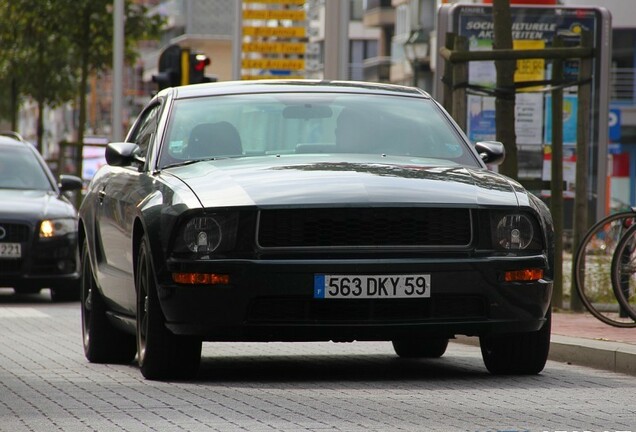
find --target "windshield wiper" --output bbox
[162,157,227,169]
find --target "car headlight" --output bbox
[39,218,77,238]
[492,212,542,251]
[174,213,239,255]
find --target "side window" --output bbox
[128,104,161,158]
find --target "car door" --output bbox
[96,103,162,313]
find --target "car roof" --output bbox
[0,131,29,147]
[167,79,432,100]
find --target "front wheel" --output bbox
[136,234,202,380]
[479,309,551,375]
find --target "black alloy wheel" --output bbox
[479,308,551,375]
[81,237,136,364]
[136,234,202,380]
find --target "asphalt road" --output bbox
[0,288,635,432]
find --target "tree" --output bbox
[58,0,163,177]
[492,0,517,179]
[21,1,76,152]
[0,0,162,163]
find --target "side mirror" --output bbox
[475,141,505,165]
[105,142,145,167]
[58,174,83,192]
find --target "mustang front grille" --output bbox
[257,207,472,249]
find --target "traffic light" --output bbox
[189,52,213,84]
[152,44,181,91]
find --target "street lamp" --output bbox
[403,29,430,88]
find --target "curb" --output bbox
[453,335,636,376]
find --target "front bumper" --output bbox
[0,235,79,290]
[160,256,552,341]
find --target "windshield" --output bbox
[0,145,53,191]
[159,93,478,168]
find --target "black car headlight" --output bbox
[173,213,239,255]
[39,218,77,239]
[491,212,543,251]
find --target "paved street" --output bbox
[0,288,635,432]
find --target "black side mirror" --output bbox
[105,142,145,167]
[475,141,505,165]
[58,174,83,192]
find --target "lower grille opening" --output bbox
[247,295,487,324]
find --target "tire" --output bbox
[574,210,636,327]
[610,223,636,321]
[136,235,201,380]
[392,338,449,358]
[479,308,551,375]
[81,238,136,364]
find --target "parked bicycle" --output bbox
[573,208,636,327]
[610,221,636,322]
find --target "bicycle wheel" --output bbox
[610,222,636,321]
[573,210,636,327]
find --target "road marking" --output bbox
[0,307,49,318]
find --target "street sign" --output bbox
[609,108,621,142]
[240,0,311,80]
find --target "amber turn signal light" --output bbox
[172,273,230,285]
[504,268,543,282]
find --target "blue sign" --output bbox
[609,108,621,142]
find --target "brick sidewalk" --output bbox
[552,310,636,345]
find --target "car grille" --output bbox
[0,223,29,275]
[0,223,30,242]
[257,207,472,248]
[247,295,487,324]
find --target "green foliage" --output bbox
[0,0,163,136]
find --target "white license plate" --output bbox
[0,243,21,259]
[314,274,431,299]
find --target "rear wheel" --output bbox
[392,338,449,358]
[479,309,551,375]
[136,235,201,380]
[81,238,136,364]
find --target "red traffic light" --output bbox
[193,54,210,72]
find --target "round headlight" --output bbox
[183,217,222,253]
[495,214,534,250]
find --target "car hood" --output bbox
[167,155,525,208]
[0,189,76,220]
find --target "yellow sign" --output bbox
[514,39,545,91]
[241,75,305,80]
[242,42,307,54]
[242,58,305,70]
[243,26,306,38]
[243,0,306,4]
[243,9,306,21]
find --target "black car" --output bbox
[78,80,554,379]
[0,132,83,301]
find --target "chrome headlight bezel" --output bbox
[172,213,239,256]
[489,211,543,252]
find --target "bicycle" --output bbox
[610,221,636,322]
[573,208,636,327]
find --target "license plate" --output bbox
[0,243,21,259]
[314,274,431,299]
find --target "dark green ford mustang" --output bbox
[78,80,554,380]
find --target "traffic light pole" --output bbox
[112,0,124,141]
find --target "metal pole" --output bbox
[233,0,243,80]
[112,0,124,141]
[324,1,349,80]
